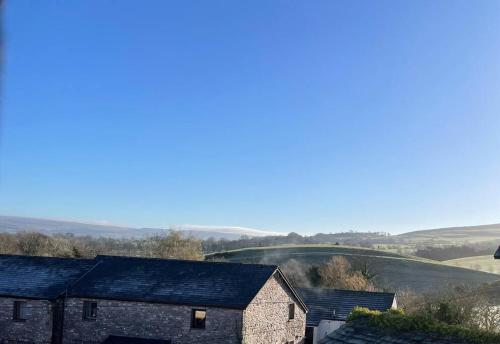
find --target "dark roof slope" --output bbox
[68,255,279,309]
[0,254,96,300]
[102,336,170,344]
[298,288,395,326]
[320,319,477,344]
[495,246,500,259]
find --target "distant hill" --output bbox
[0,215,281,240]
[396,223,500,244]
[207,245,500,293]
[2,214,500,247]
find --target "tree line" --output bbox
[202,231,389,253]
[0,231,203,260]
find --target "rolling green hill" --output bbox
[206,245,500,293]
[444,255,500,275]
[396,223,500,244]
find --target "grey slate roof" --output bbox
[495,246,500,259]
[320,319,476,344]
[298,288,395,326]
[68,255,281,309]
[0,254,96,300]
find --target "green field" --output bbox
[396,223,500,244]
[206,245,500,293]
[444,255,500,275]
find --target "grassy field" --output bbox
[444,255,500,275]
[396,223,500,244]
[206,245,500,293]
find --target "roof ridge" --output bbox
[299,287,395,296]
[0,253,94,262]
[96,254,278,268]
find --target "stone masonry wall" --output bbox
[0,297,53,344]
[62,298,243,344]
[242,273,306,344]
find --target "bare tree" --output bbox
[17,232,51,256]
[318,256,376,291]
[472,297,500,332]
[151,231,203,261]
[0,233,17,254]
[402,285,500,333]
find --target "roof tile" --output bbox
[299,288,395,325]
[0,254,96,299]
[68,255,278,309]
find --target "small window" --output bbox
[191,309,206,329]
[13,301,27,321]
[288,303,295,320]
[83,301,98,320]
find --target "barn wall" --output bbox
[243,273,306,344]
[62,298,243,344]
[0,297,54,344]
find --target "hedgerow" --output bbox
[347,307,500,344]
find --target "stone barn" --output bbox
[62,255,307,344]
[0,254,307,344]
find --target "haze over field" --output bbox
[207,245,500,292]
[1,215,500,244]
[0,215,283,239]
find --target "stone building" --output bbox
[63,255,307,344]
[0,254,307,344]
[0,255,96,344]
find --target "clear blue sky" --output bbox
[1,0,499,234]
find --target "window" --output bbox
[13,301,27,321]
[191,309,206,329]
[288,303,295,320]
[83,301,98,320]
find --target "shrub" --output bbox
[347,307,500,344]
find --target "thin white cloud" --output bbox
[171,224,286,237]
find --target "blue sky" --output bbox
[1,0,499,234]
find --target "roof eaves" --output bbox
[0,293,56,301]
[65,294,248,310]
[307,316,345,327]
